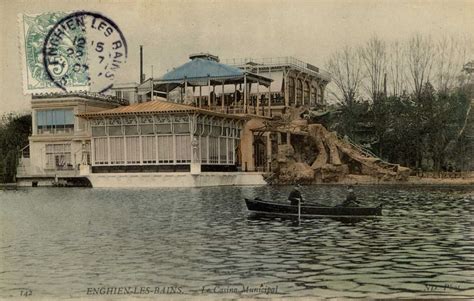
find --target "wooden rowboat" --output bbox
[245,198,382,217]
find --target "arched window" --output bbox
[318,84,324,104]
[304,81,310,104]
[296,79,303,105]
[288,77,295,105]
[312,82,319,105]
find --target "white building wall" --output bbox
[18,96,120,179]
[28,140,46,175]
[87,172,266,188]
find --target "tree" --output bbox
[325,46,364,107]
[360,36,387,102]
[323,33,473,172]
[325,46,365,139]
[433,36,471,93]
[406,34,434,100]
[426,88,470,172]
[382,94,421,166]
[387,41,407,97]
[0,113,32,183]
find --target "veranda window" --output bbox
[45,143,72,169]
[93,137,108,165]
[142,136,156,164]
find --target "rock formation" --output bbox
[266,111,410,184]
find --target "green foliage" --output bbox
[0,113,32,183]
[324,85,472,172]
[322,101,372,140]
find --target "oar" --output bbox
[298,198,301,223]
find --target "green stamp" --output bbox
[20,12,89,94]
[20,11,127,94]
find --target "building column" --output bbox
[32,110,37,135]
[90,138,95,166]
[199,86,202,108]
[267,67,272,117]
[256,80,260,116]
[191,136,201,174]
[284,69,289,107]
[243,74,247,113]
[234,84,238,110]
[212,85,216,107]
[221,80,225,112]
[166,84,169,101]
[207,77,211,107]
[184,78,188,103]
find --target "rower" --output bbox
[288,184,303,206]
[342,185,360,207]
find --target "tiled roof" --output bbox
[77,100,246,119]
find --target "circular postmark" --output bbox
[42,11,127,93]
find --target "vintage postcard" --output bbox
[1,0,473,300]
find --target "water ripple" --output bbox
[0,185,473,299]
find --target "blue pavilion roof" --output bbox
[148,54,272,92]
[161,58,245,81]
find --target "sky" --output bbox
[1,0,473,114]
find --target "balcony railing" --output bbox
[223,56,331,80]
[37,127,75,135]
[32,92,129,106]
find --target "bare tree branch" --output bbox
[406,34,434,99]
[360,35,387,102]
[325,46,364,106]
[387,41,407,97]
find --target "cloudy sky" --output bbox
[1,0,473,114]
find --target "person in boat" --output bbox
[288,185,303,206]
[342,185,360,207]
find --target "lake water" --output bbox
[1,185,473,299]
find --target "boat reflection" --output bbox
[246,211,380,224]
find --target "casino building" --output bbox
[77,100,261,187]
[17,53,330,187]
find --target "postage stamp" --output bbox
[19,11,127,94]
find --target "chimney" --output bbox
[140,45,144,84]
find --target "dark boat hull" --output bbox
[245,198,382,217]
